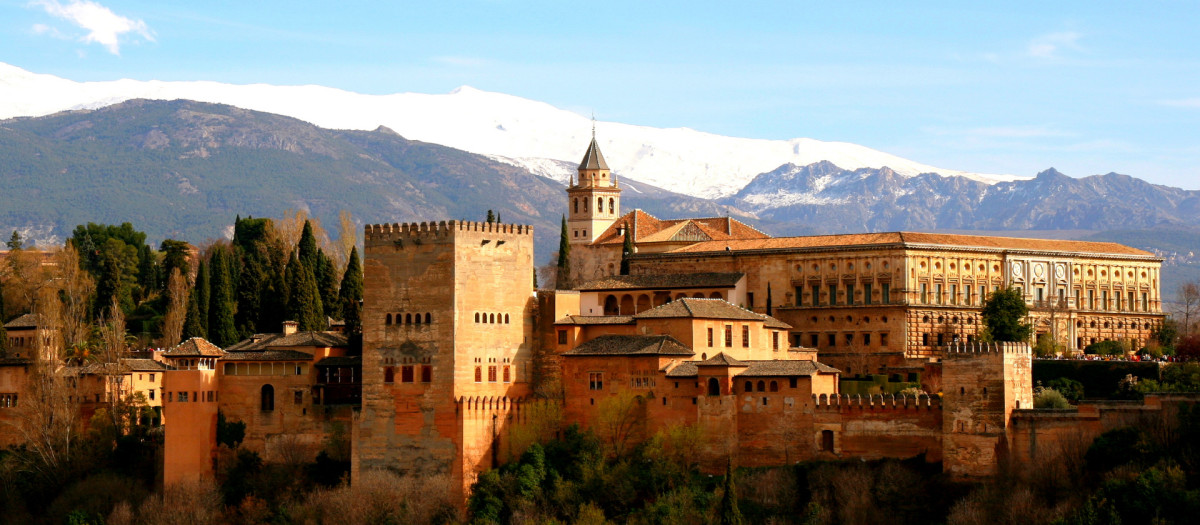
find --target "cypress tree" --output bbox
[316,252,339,320]
[195,259,210,335]
[298,220,319,271]
[207,247,238,347]
[182,289,205,339]
[556,215,571,289]
[337,247,364,338]
[718,459,744,525]
[486,210,495,224]
[0,322,7,357]
[619,224,633,276]
[235,248,266,339]
[286,254,325,331]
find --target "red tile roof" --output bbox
[666,231,1152,257]
[591,210,769,247]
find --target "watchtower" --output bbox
[566,132,621,245]
[941,342,1033,478]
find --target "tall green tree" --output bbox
[556,215,571,289]
[6,231,22,250]
[195,258,210,335]
[619,224,634,276]
[981,286,1033,343]
[298,220,319,271]
[94,237,138,315]
[338,247,363,338]
[159,239,192,286]
[207,247,238,347]
[182,288,205,340]
[486,210,495,224]
[286,253,324,331]
[718,460,744,525]
[315,252,339,320]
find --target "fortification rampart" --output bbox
[364,220,533,244]
[942,341,1031,357]
[812,393,942,411]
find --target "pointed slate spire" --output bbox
[578,137,609,171]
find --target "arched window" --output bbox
[757,381,766,392]
[425,313,432,324]
[709,292,723,299]
[744,381,753,393]
[598,197,603,211]
[707,378,720,396]
[490,313,495,324]
[414,314,422,324]
[504,314,510,324]
[405,313,412,324]
[475,313,480,323]
[386,314,392,325]
[261,384,275,412]
[769,381,779,392]
[609,198,614,213]
[573,199,578,213]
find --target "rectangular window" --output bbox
[724,325,733,347]
[588,372,603,391]
[1036,288,1044,302]
[178,392,188,402]
[1102,291,1109,310]
[812,284,820,307]
[167,392,173,402]
[707,328,714,347]
[421,365,432,383]
[880,333,889,347]
[474,366,482,383]
[981,285,988,303]
[863,333,872,345]
[401,365,414,383]
[149,390,155,401]
[810,334,819,347]
[1128,292,1135,312]
[488,366,497,382]
[772,332,779,351]
[829,284,838,306]
[224,363,235,375]
[1116,292,1122,310]
[294,391,303,405]
[741,325,750,347]
[935,284,943,304]
[149,373,155,381]
[921,283,929,304]
[747,292,754,308]
[827,333,836,347]
[795,286,803,306]
[864,283,873,305]
[950,284,958,305]
[1088,290,1095,309]
[1142,293,1148,311]
[503,366,511,383]
[384,366,395,383]
[557,330,567,345]
[789,377,798,388]
[846,283,856,305]
[882,283,891,304]
[937,333,945,346]
[845,333,854,346]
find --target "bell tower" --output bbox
[566,129,621,245]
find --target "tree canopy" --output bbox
[981,287,1033,342]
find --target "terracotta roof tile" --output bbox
[224,331,348,352]
[554,315,636,325]
[221,350,314,361]
[162,337,225,357]
[665,231,1151,257]
[696,352,746,367]
[576,272,744,291]
[4,313,49,329]
[122,358,168,371]
[591,210,769,247]
[562,334,694,356]
[737,360,840,377]
[633,298,792,329]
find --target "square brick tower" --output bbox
[941,342,1033,478]
[353,220,535,497]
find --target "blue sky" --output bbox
[3,0,1199,189]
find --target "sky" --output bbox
[2,0,1198,189]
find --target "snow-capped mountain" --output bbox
[0,62,1021,200]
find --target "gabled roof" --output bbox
[578,137,609,170]
[4,313,49,329]
[162,337,224,357]
[555,315,636,326]
[122,358,168,371]
[221,350,315,361]
[696,352,746,367]
[562,334,694,357]
[738,360,840,377]
[666,231,1153,257]
[576,272,744,292]
[224,331,348,352]
[633,298,792,329]
[590,210,770,247]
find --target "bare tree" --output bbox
[1178,281,1200,337]
[159,268,188,348]
[96,297,132,436]
[334,209,358,273]
[55,244,94,352]
[596,390,643,457]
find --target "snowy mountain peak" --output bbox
[0,62,1025,199]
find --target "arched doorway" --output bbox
[603,295,620,315]
[620,295,634,315]
[707,378,721,396]
[635,294,651,313]
[261,384,275,412]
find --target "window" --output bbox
[821,430,834,452]
[880,333,889,347]
[503,366,511,383]
[1116,292,1122,310]
[921,283,929,304]
[935,284,943,304]
[149,390,155,401]
[1142,293,1148,311]
[747,292,754,308]
[474,366,482,383]
[950,284,958,305]
[707,378,720,396]
[384,366,395,383]
[707,328,714,347]
[1128,291,1135,312]
[863,333,872,345]
[772,332,780,351]
[557,330,568,345]
[742,325,750,347]
[167,392,173,403]
[811,284,820,306]
[488,366,497,382]
[589,372,604,391]
[1088,290,1095,309]
[573,199,578,213]
[846,283,856,305]
[810,334,819,347]
[401,365,414,383]
[789,377,798,388]
[744,381,753,393]
[828,284,838,305]
[937,333,945,346]
[827,333,836,347]
[864,283,873,305]
[149,373,155,382]
[882,283,891,303]
[1102,291,1109,310]
[178,392,188,402]
[965,286,973,305]
[609,198,614,213]
[294,391,303,405]
[757,381,766,392]
[260,385,274,411]
[922,333,930,346]
[724,325,733,347]
[845,333,854,345]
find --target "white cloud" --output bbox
[30,0,154,55]
[1160,98,1200,109]
[1027,31,1082,59]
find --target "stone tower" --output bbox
[941,342,1033,478]
[353,220,536,497]
[566,133,621,245]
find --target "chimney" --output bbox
[282,320,299,335]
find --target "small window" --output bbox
[821,430,834,452]
[488,366,497,382]
[772,332,779,351]
[707,328,714,347]
[769,381,779,392]
[149,390,156,400]
[742,325,750,348]
[260,385,274,411]
[558,330,568,345]
[425,313,432,323]
[149,373,155,382]
[421,365,432,383]
[401,365,414,383]
[294,391,303,405]
[589,372,604,391]
[474,366,482,383]
[503,365,511,383]
[179,392,189,402]
[384,366,395,383]
[757,380,765,392]
[724,325,733,348]
[744,381,753,393]
[789,377,798,388]
[504,314,510,324]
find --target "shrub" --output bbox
[1046,378,1085,403]
[1034,388,1071,409]
[1085,340,1129,356]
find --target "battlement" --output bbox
[364,220,533,243]
[942,342,1031,357]
[812,393,941,411]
